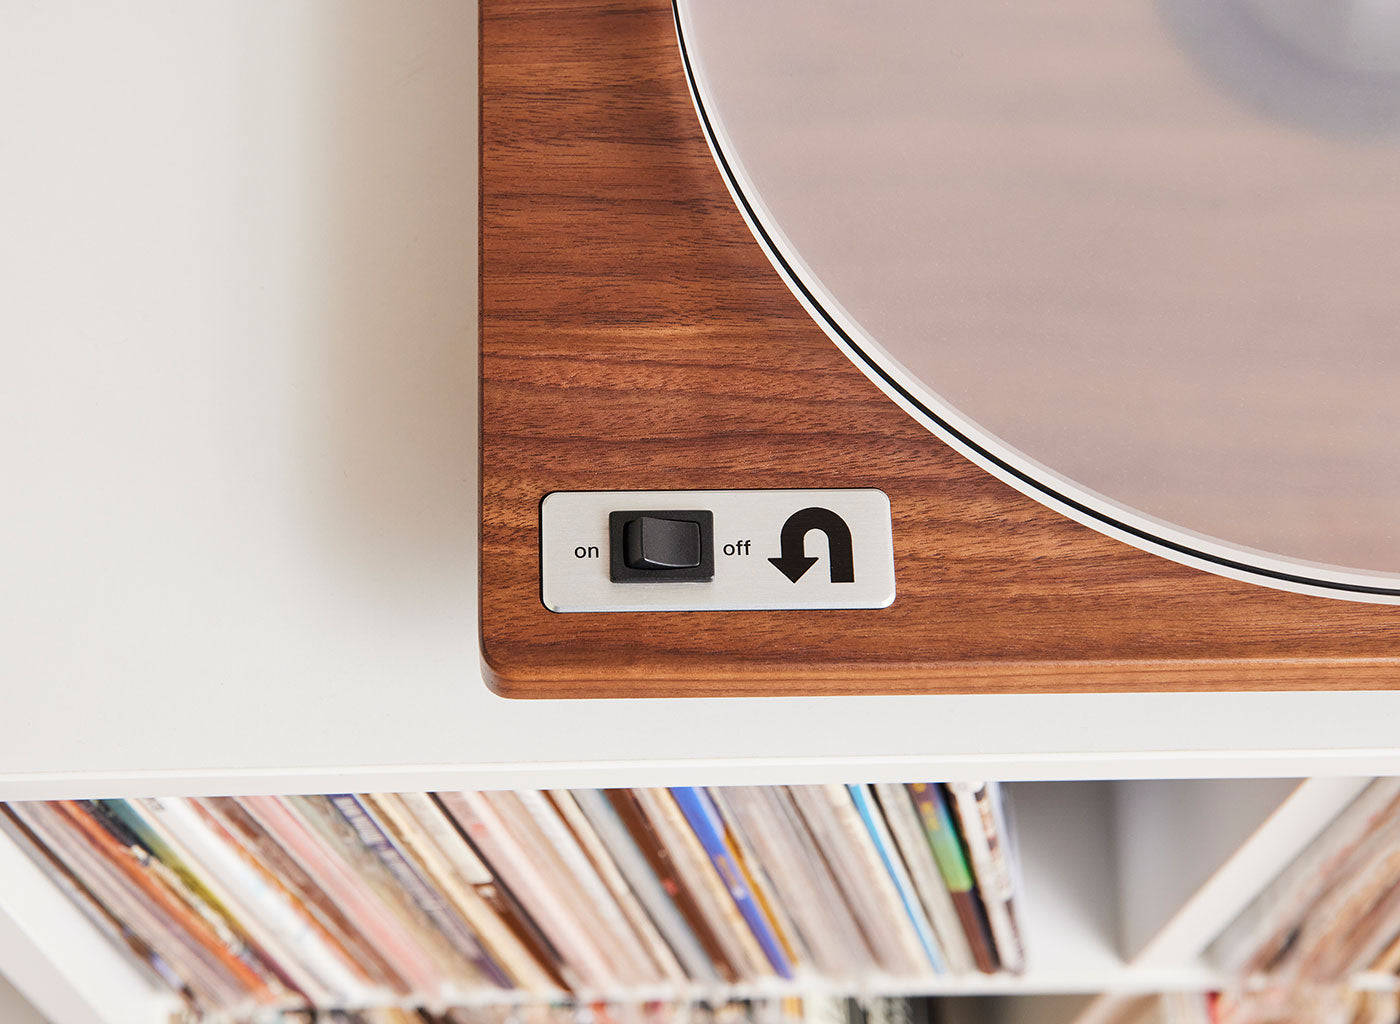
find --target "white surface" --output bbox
[0,829,177,1024]
[1000,782,1213,993]
[675,0,1400,596]
[1122,776,1374,966]
[0,972,52,1024]
[1116,778,1302,958]
[541,490,894,612]
[1011,783,1123,983]
[3,2,1400,801]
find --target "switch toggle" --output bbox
[626,516,701,569]
[609,510,714,583]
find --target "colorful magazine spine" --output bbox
[846,785,945,973]
[548,790,689,985]
[604,788,738,982]
[946,783,1025,974]
[435,790,612,990]
[571,788,722,985]
[132,797,371,1006]
[907,783,999,974]
[634,787,770,980]
[669,787,794,979]
[871,783,974,975]
[326,795,510,989]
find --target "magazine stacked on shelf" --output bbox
[1094,992,1217,1024]
[0,784,1025,1020]
[253,993,935,1024]
[1207,779,1400,1024]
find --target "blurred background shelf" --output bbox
[0,779,1377,1024]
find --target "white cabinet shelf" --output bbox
[3,0,1400,803]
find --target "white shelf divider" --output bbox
[1116,777,1372,967]
[0,827,179,1024]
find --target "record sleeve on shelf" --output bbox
[10,801,269,1014]
[1212,778,1400,974]
[200,796,411,996]
[705,788,809,972]
[789,786,931,978]
[871,783,975,974]
[129,797,367,1006]
[325,795,509,989]
[239,796,447,997]
[713,786,875,979]
[670,787,795,979]
[634,787,772,981]
[298,794,481,991]
[946,783,1026,974]
[0,806,169,992]
[1210,778,1400,1024]
[548,789,689,984]
[906,784,999,973]
[64,800,287,1007]
[2,783,1028,1016]
[847,785,945,974]
[572,788,721,984]
[362,794,557,993]
[605,788,739,983]
[511,790,661,985]
[418,793,573,991]
[435,791,606,990]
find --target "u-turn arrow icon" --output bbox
[768,507,856,583]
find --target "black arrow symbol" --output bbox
[768,507,855,583]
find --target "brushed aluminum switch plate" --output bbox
[540,489,896,613]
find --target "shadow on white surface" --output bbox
[0,971,51,1024]
[0,1,485,778]
[311,2,477,594]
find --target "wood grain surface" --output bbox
[479,0,1400,698]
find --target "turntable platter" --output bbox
[677,0,1400,596]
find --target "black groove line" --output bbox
[670,1,1400,598]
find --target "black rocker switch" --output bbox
[609,510,714,583]
[626,516,700,569]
